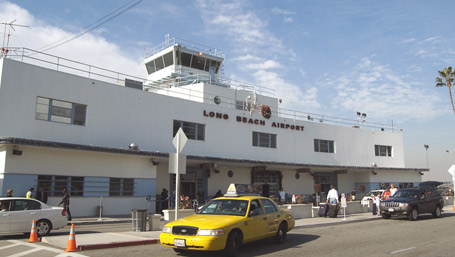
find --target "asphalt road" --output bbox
[83,212,455,257]
[2,212,455,257]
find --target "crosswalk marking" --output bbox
[5,240,89,257]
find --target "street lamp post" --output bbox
[424,144,430,180]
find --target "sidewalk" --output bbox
[42,206,454,251]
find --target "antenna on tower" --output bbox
[1,20,29,57]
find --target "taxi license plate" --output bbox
[174,239,186,247]
[388,208,394,212]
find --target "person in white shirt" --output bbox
[389,184,398,196]
[326,185,339,205]
[279,188,286,203]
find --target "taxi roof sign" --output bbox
[224,184,260,197]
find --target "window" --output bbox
[253,132,277,148]
[260,199,278,214]
[37,175,84,196]
[173,120,205,141]
[375,145,392,157]
[36,97,87,126]
[314,139,335,153]
[109,178,135,196]
[13,200,41,211]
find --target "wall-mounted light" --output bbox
[228,170,233,177]
[372,171,377,175]
[150,158,159,166]
[129,143,139,150]
[12,145,22,156]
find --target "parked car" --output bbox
[379,182,444,221]
[160,184,295,257]
[360,189,385,205]
[0,197,67,236]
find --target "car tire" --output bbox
[273,222,287,244]
[224,231,240,257]
[408,208,418,221]
[381,214,391,219]
[36,219,52,236]
[432,205,441,218]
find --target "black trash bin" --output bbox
[132,209,147,231]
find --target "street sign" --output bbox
[169,153,187,174]
[448,164,455,176]
[172,128,188,152]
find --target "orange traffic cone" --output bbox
[29,220,40,243]
[64,224,78,252]
[453,199,455,211]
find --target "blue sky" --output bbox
[2,0,455,181]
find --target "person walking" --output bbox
[36,187,48,203]
[326,185,339,205]
[6,189,13,197]
[279,188,286,203]
[26,187,34,198]
[59,188,72,221]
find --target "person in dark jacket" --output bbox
[59,188,72,221]
[214,190,223,198]
[36,187,48,203]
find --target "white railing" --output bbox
[3,47,396,132]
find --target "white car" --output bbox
[0,197,67,236]
[360,190,385,205]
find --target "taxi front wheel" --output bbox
[273,223,287,244]
[224,231,240,257]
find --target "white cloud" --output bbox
[283,17,294,24]
[0,2,146,78]
[329,57,444,121]
[245,60,281,70]
[271,7,296,15]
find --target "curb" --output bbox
[78,239,160,251]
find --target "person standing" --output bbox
[382,188,391,200]
[36,187,48,203]
[6,189,13,197]
[351,188,357,200]
[375,192,381,216]
[160,188,169,211]
[214,190,223,198]
[59,188,72,221]
[279,188,286,203]
[371,194,377,215]
[26,187,34,198]
[389,184,398,197]
[326,185,339,205]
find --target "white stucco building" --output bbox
[0,38,425,216]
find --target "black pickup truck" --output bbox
[379,181,444,221]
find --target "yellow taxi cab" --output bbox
[159,184,295,257]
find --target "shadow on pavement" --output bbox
[172,233,320,257]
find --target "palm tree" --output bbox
[435,66,455,114]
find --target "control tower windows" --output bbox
[163,52,173,67]
[191,55,206,70]
[181,52,192,67]
[145,52,174,74]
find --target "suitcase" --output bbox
[318,203,329,217]
[327,204,339,218]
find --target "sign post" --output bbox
[448,164,455,210]
[171,128,188,221]
[341,193,347,220]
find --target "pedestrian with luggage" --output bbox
[326,185,339,204]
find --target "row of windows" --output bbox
[145,50,221,75]
[34,96,393,157]
[37,175,135,197]
[173,120,393,156]
[36,97,86,126]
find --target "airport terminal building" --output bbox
[0,38,426,216]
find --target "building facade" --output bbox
[0,40,425,216]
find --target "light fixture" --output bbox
[12,146,22,156]
[372,171,377,175]
[129,143,139,150]
[228,170,233,177]
[150,158,159,166]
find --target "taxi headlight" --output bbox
[162,226,172,233]
[399,203,408,207]
[198,229,225,236]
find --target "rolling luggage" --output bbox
[327,204,339,218]
[318,203,329,217]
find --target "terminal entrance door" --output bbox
[251,170,282,198]
[170,167,207,207]
[314,173,337,202]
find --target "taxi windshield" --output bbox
[197,199,248,216]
